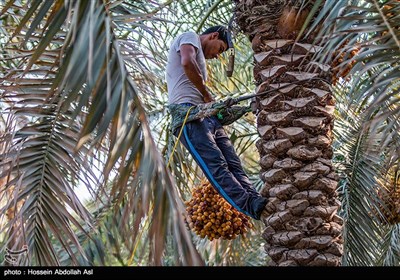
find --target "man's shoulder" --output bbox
[172,31,199,49]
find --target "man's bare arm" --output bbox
[180,44,214,103]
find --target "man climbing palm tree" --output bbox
[166,25,267,220]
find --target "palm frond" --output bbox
[334,85,395,266]
[380,224,400,266]
[0,0,203,266]
[312,0,400,149]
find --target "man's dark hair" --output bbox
[202,25,230,46]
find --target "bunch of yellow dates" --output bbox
[184,179,253,241]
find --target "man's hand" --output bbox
[203,90,215,103]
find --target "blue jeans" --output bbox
[174,115,267,219]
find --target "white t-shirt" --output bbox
[166,31,207,105]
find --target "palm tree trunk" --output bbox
[233,0,343,266]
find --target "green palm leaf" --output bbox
[0,0,203,266]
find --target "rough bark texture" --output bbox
[233,0,343,266]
